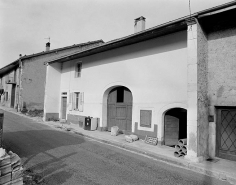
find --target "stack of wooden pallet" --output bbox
[0,149,23,185]
[174,138,187,158]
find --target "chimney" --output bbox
[46,42,50,51]
[134,16,146,33]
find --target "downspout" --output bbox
[17,54,22,112]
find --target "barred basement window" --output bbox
[140,110,152,128]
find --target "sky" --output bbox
[0,0,233,68]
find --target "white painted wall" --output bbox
[46,31,188,140]
[44,63,61,118]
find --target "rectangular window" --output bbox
[75,62,82,78]
[75,92,79,109]
[117,87,124,103]
[140,110,152,128]
[5,92,8,101]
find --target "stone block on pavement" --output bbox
[8,151,21,166]
[11,167,23,181]
[0,148,6,158]
[130,134,139,141]
[0,155,10,167]
[0,164,12,176]
[11,177,23,185]
[0,173,11,184]
[125,135,133,143]
[111,126,119,136]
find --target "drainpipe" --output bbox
[17,54,22,112]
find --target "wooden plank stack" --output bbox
[174,138,187,158]
[0,149,23,185]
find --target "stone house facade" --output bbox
[0,40,104,111]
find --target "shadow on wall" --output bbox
[165,108,187,140]
[200,9,236,40]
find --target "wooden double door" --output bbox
[164,108,187,146]
[164,115,179,146]
[107,87,132,132]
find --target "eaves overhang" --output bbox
[18,40,104,60]
[197,1,236,18]
[0,61,19,78]
[0,40,104,77]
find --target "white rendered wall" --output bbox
[59,31,188,140]
[44,63,61,120]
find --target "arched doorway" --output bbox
[107,86,132,133]
[164,108,187,147]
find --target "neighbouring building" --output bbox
[44,1,236,162]
[0,40,104,111]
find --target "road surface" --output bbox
[2,110,231,185]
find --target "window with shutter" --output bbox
[71,92,84,111]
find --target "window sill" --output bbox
[140,124,151,128]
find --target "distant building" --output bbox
[0,40,104,111]
[44,1,236,162]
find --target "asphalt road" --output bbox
[2,110,231,185]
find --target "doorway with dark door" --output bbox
[11,85,16,108]
[164,108,187,147]
[61,97,67,120]
[216,107,236,161]
[107,86,132,133]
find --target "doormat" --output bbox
[145,135,158,145]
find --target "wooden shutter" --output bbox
[72,93,75,110]
[79,92,84,112]
[69,92,73,110]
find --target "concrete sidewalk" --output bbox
[1,106,236,185]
